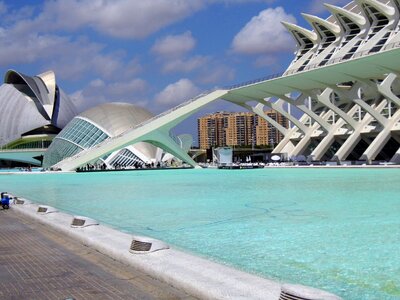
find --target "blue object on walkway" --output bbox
[1,192,10,209]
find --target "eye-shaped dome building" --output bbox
[43,102,190,169]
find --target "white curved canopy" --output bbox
[356,0,396,19]
[325,3,368,28]
[281,21,318,44]
[302,13,341,37]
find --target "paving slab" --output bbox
[0,208,197,300]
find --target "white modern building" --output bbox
[271,0,400,163]
[0,70,77,165]
[53,0,400,171]
[43,102,195,169]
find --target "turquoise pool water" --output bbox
[0,168,42,172]
[1,168,399,299]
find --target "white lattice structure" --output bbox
[268,0,400,163]
[53,0,400,171]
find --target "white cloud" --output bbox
[209,0,277,4]
[309,0,349,14]
[232,7,296,55]
[107,78,147,97]
[18,0,205,39]
[124,58,142,77]
[155,79,200,106]
[0,1,201,80]
[0,33,67,65]
[70,77,148,112]
[197,65,235,84]
[0,24,143,81]
[151,31,208,74]
[162,56,209,73]
[152,31,196,57]
[43,39,123,80]
[69,90,86,112]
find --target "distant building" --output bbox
[198,111,288,150]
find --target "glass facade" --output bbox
[7,140,52,149]
[43,117,109,167]
[57,118,109,148]
[109,148,144,168]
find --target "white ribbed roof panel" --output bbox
[325,3,368,27]
[0,84,49,146]
[357,0,396,18]
[37,70,56,107]
[281,22,318,42]
[302,14,341,36]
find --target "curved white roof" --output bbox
[0,69,77,147]
[0,69,77,146]
[79,102,153,136]
[78,102,158,160]
[0,84,49,145]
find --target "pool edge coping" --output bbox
[11,201,283,300]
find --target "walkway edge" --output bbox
[11,202,282,300]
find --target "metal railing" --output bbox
[226,72,283,90]
[226,40,400,89]
[0,148,47,153]
[285,40,400,75]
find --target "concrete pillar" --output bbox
[311,105,359,160]
[360,110,400,162]
[332,101,387,161]
[145,130,200,168]
[377,72,400,107]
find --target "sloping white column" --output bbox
[144,130,200,168]
[360,110,400,162]
[377,72,400,107]
[390,146,400,162]
[223,93,308,133]
[240,103,288,136]
[311,105,359,160]
[272,133,297,155]
[353,98,388,126]
[288,122,321,157]
[278,93,332,131]
[316,88,358,129]
[332,101,387,161]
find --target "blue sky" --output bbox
[0,0,348,141]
